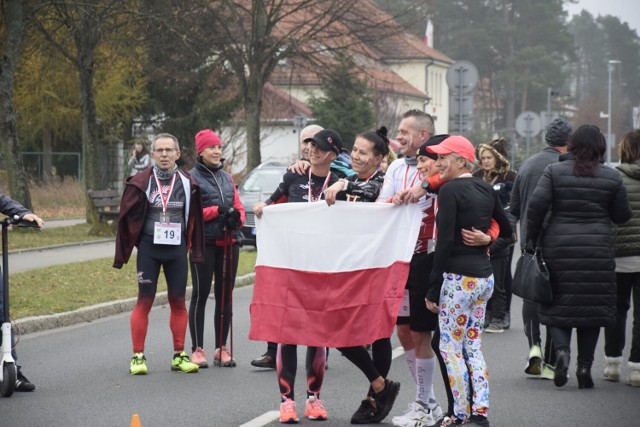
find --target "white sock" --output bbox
[404,348,417,383]
[415,356,436,406]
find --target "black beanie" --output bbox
[545,119,572,147]
[417,134,450,160]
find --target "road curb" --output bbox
[15,272,256,335]
[9,238,115,255]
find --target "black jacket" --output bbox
[526,154,631,327]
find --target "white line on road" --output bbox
[238,347,406,426]
[239,410,280,427]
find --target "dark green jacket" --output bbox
[614,160,640,257]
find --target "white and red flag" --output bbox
[248,201,421,348]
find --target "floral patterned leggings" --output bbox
[438,273,494,420]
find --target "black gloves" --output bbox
[219,206,241,230]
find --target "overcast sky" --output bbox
[564,0,640,36]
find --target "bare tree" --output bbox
[207,0,371,171]
[0,0,34,207]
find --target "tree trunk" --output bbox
[244,74,264,171]
[0,0,33,209]
[43,125,53,185]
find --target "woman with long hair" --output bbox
[128,141,151,176]
[324,127,401,424]
[526,124,631,389]
[472,138,517,332]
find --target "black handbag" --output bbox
[512,248,553,305]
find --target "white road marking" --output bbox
[239,410,280,427]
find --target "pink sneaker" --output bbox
[214,346,236,367]
[190,347,208,368]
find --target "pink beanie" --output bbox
[195,129,221,154]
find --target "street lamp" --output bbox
[601,60,621,165]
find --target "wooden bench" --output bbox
[88,189,121,230]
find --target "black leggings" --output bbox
[188,243,239,351]
[277,344,326,400]
[338,338,392,391]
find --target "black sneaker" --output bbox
[439,414,467,426]
[350,398,376,424]
[371,379,400,423]
[468,415,490,426]
[16,373,35,392]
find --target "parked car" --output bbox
[238,161,289,247]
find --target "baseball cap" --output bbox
[425,135,476,163]
[417,134,450,160]
[304,129,342,155]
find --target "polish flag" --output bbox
[424,19,433,48]
[249,201,422,348]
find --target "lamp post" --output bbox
[604,60,621,165]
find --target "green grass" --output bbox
[10,250,257,319]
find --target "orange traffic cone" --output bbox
[130,414,141,427]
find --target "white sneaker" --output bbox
[407,407,436,427]
[392,402,420,426]
[429,404,444,422]
[393,402,436,427]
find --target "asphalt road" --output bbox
[3,283,639,426]
[2,224,639,426]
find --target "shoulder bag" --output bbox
[512,248,553,305]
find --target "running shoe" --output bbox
[191,347,208,368]
[524,345,542,375]
[467,415,490,426]
[371,379,400,423]
[214,346,237,367]
[279,398,300,424]
[171,351,199,373]
[439,415,468,425]
[351,398,376,424]
[485,321,504,334]
[393,401,428,426]
[540,363,555,380]
[304,394,328,420]
[15,372,35,392]
[430,404,444,423]
[130,353,148,375]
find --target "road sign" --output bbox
[515,111,542,138]
[446,61,479,95]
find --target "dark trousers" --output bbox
[605,272,640,363]
[338,338,392,388]
[487,256,509,321]
[189,243,239,351]
[523,299,555,365]
[550,326,600,369]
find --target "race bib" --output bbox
[154,222,181,245]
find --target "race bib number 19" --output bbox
[154,222,181,245]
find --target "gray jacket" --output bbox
[510,146,562,247]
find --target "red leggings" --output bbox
[130,237,189,353]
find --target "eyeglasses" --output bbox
[153,148,176,154]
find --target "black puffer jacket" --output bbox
[526,154,631,328]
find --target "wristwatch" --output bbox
[421,181,430,191]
